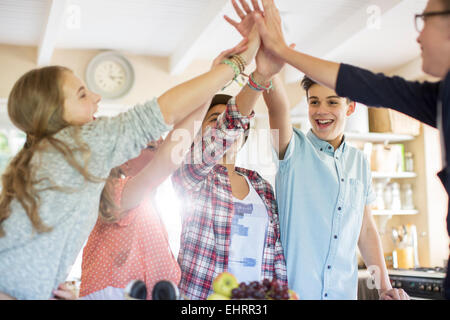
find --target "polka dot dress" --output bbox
[79,177,181,299]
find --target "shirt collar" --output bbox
[306,129,346,156]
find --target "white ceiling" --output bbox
[0,0,428,81]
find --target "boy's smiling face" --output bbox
[307,84,355,148]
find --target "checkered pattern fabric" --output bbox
[172,98,287,300]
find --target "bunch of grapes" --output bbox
[230,278,290,300]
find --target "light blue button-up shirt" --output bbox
[274,128,375,300]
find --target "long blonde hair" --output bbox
[0,66,102,237]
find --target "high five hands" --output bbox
[224,0,295,80]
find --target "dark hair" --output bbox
[207,94,233,112]
[300,75,352,104]
[205,94,250,145]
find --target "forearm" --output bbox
[121,102,210,210]
[278,46,341,91]
[172,98,253,193]
[157,64,235,125]
[235,71,269,116]
[358,219,392,292]
[158,29,259,126]
[263,74,292,158]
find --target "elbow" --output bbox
[160,109,175,126]
[157,96,176,126]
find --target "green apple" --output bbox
[207,293,230,300]
[212,272,239,297]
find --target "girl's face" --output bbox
[62,71,101,125]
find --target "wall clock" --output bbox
[85,51,135,99]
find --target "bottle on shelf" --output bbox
[383,183,393,210]
[401,183,415,210]
[391,183,402,210]
[374,182,385,210]
[404,152,414,172]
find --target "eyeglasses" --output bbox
[414,10,450,32]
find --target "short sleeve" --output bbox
[272,128,304,171]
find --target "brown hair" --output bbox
[206,94,251,145]
[99,140,162,224]
[98,167,123,223]
[301,75,352,104]
[0,66,102,237]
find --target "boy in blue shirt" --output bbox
[263,74,408,300]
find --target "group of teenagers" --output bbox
[0,0,449,301]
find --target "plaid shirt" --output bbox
[172,98,287,300]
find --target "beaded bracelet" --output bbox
[247,72,273,92]
[220,55,250,90]
[230,54,247,74]
[232,54,247,66]
[220,59,241,80]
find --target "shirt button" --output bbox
[324,293,328,298]
[328,265,331,269]
[334,235,338,239]
[328,146,331,150]
[341,178,344,182]
[211,151,215,157]
[338,207,342,211]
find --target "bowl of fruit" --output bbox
[207,272,299,300]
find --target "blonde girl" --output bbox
[0,33,259,299]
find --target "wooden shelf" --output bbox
[372,209,418,216]
[344,132,415,143]
[372,172,417,179]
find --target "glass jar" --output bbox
[384,184,393,210]
[401,184,414,210]
[405,152,414,172]
[374,182,385,210]
[391,182,402,210]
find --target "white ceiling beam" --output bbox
[284,0,406,83]
[169,0,229,75]
[37,0,69,66]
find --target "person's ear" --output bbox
[346,101,356,116]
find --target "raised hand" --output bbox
[224,0,290,79]
[223,0,261,65]
[211,38,249,69]
[224,0,257,37]
[254,0,289,57]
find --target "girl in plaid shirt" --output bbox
[172,12,289,299]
